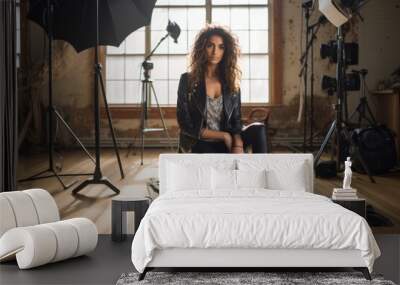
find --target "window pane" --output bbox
[169,8,187,30]
[125,80,142,104]
[188,30,198,51]
[249,0,268,3]
[212,0,229,4]
[230,0,249,4]
[152,8,169,30]
[213,0,249,4]
[250,79,268,103]
[125,56,143,80]
[234,30,249,54]
[168,0,202,5]
[106,57,124,80]
[107,42,125,54]
[125,29,145,54]
[151,56,168,79]
[250,7,268,30]
[168,30,188,54]
[250,54,269,79]
[151,80,169,105]
[240,79,250,103]
[156,0,169,5]
[169,80,179,105]
[151,31,169,54]
[106,81,125,103]
[250,30,268,53]
[187,8,206,30]
[212,7,230,27]
[230,7,248,30]
[168,55,188,79]
[239,54,250,79]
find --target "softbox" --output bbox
[319,0,351,27]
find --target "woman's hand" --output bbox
[222,132,233,152]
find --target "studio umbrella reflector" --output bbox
[28,0,157,52]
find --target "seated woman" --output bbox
[177,25,267,153]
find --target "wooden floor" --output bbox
[17,148,400,234]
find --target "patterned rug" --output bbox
[116,271,396,285]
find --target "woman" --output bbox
[177,25,267,153]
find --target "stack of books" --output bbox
[332,188,358,200]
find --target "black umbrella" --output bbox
[28,0,157,52]
[27,0,157,195]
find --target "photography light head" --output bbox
[321,73,361,95]
[320,41,359,65]
[319,0,364,27]
[167,20,181,43]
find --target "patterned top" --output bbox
[206,95,223,131]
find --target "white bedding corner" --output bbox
[131,190,380,273]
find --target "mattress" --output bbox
[131,190,380,273]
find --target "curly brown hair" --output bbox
[188,24,241,94]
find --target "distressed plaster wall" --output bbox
[23,0,400,148]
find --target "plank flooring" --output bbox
[17,148,400,234]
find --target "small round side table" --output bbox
[111,196,150,242]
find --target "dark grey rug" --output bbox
[116,272,396,285]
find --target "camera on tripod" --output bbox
[321,73,361,96]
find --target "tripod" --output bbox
[72,0,124,195]
[20,0,96,189]
[299,14,326,151]
[348,69,377,128]
[126,33,175,165]
[313,27,375,183]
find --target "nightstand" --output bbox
[112,196,150,242]
[332,198,366,218]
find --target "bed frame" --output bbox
[139,248,371,280]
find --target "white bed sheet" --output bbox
[131,190,380,273]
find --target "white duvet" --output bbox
[131,190,380,273]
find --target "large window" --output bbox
[106,0,269,105]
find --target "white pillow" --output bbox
[167,162,212,191]
[211,168,237,190]
[236,169,267,189]
[266,161,307,191]
[237,159,308,191]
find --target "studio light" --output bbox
[167,20,181,43]
[321,73,360,95]
[320,40,359,65]
[318,0,364,27]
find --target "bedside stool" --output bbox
[332,198,366,218]
[112,196,150,242]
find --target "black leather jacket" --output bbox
[176,72,242,152]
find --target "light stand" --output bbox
[127,21,180,165]
[299,15,326,151]
[313,27,375,183]
[348,69,377,127]
[301,2,311,152]
[72,0,124,195]
[20,0,96,189]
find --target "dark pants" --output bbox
[191,125,267,153]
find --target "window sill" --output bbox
[102,104,283,119]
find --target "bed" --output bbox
[131,154,380,280]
